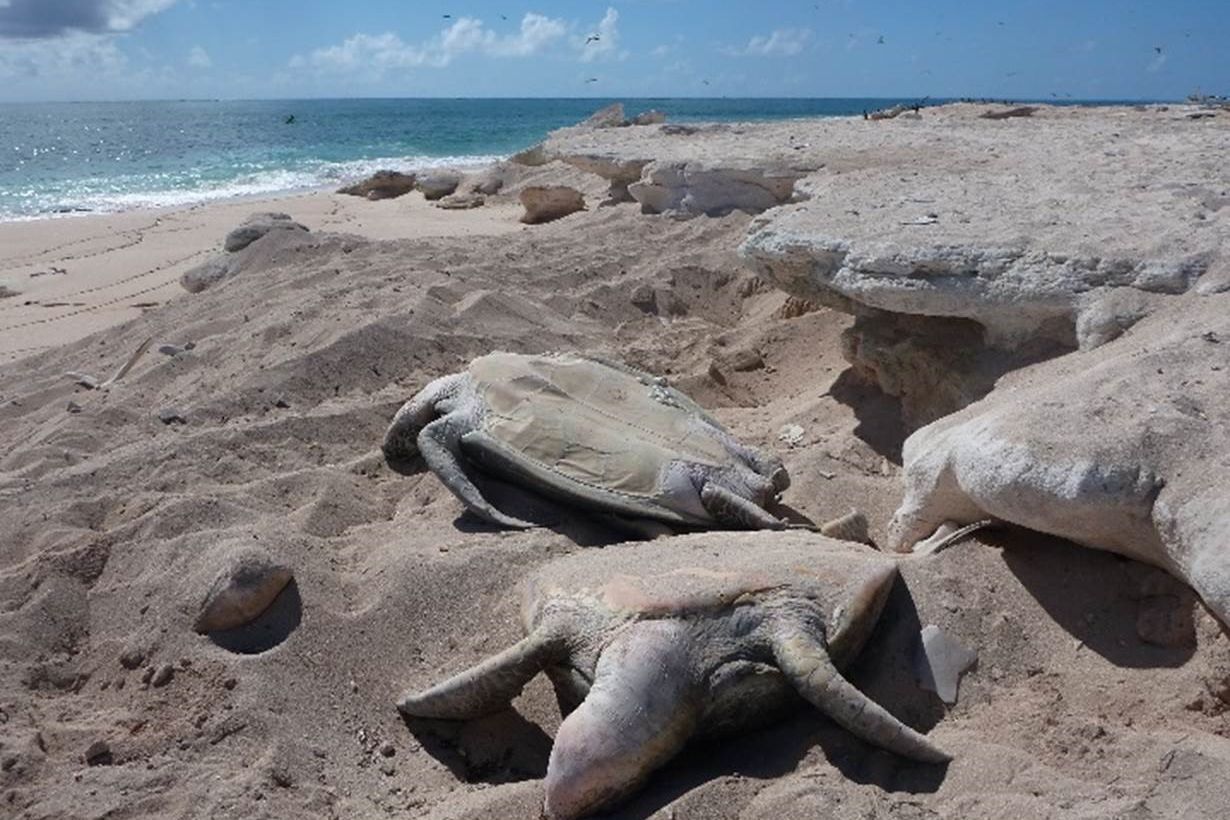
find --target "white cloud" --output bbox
[723,28,812,58]
[187,45,211,68]
[291,13,570,76]
[0,31,127,80]
[579,8,620,63]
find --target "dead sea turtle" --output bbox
[399,532,949,818]
[383,352,791,531]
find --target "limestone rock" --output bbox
[194,547,294,633]
[181,255,235,293]
[337,170,417,200]
[580,102,627,129]
[519,186,586,225]
[629,161,802,216]
[435,192,485,210]
[224,212,308,253]
[888,296,1230,627]
[417,170,462,201]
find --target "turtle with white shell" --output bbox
[383,351,796,532]
[398,532,949,819]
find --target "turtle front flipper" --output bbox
[419,415,537,529]
[398,631,563,719]
[771,620,950,764]
[545,620,701,819]
[700,483,785,530]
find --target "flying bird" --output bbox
[1154,45,1163,54]
[877,35,885,45]
[585,77,599,83]
[586,34,601,44]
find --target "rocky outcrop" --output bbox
[887,295,1230,627]
[739,105,1228,425]
[337,170,417,200]
[631,109,666,126]
[519,186,586,224]
[223,212,308,253]
[417,170,462,200]
[630,162,803,216]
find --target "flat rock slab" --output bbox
[738,104,1229,348]
[916,624,978,705]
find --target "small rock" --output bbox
[140,666,155,685]
[379,741,396,758]
[151,663,174,688]
[194,547,294,633]
[435,192,485,210]
[630,283,657,312]
[84,739,112,766]
[721,347,764,372]
[119,647,145,669]
[181,255,234,293]
[158,408,187,425]
[520,186,586,224]
[66,401,82,414]
[777,424,805,447]
[158,344,184,356]
[273,396,291,409]
[915,624,978,705]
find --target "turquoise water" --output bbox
[0,97,1118,221]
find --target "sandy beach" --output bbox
[0,191,527,363]
[1,103,1228,819]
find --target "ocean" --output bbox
[0,97,1114,222]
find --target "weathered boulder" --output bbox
[417,170,463,200]
[559,155,647,204]
[465,166,506,195]
[888,296,1230,627]
[435,192,485,210]
[630,161,802,216]
[581,102,627,129]
[194,546,294,633]
[223,212,308,253]
[519,185,586,224]
[337,170,417,200]
[180,256,234,293]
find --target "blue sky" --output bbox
[0,1,1226,102]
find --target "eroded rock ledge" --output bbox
[735,103,1229,425]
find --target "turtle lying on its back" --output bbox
[399,532,949,819]
[383,352,792,531]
